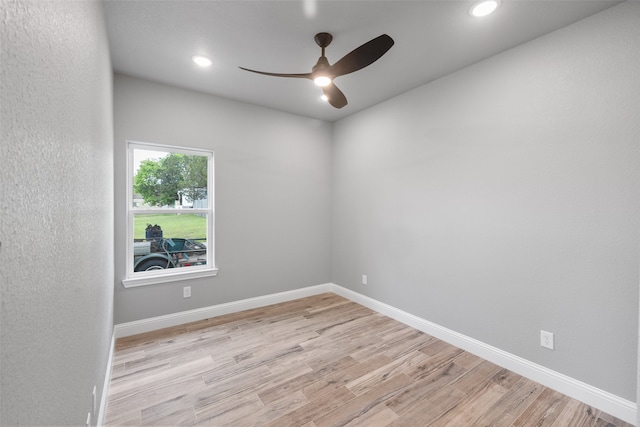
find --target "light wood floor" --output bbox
[105,293,633,426]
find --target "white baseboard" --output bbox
[112,282,636,425]
[114,283,332,338]
[328,284,637,426]
[97,331,115,427]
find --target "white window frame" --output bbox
[122,141,217,288]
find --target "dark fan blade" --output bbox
[322,83,348,109]
[330,34,394,77]
[239,67,312,79]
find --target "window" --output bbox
[122,141,216,287]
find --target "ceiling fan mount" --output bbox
[314,32,333,49]
[239,32,394,109]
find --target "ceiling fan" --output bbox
[239,32,394,109]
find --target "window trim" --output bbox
[122,140,217,288]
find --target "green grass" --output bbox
[134,213,207,240]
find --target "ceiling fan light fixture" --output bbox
[312,54,332,86]
[192,55,212,67]
[239,32,394,109]
[470,0,500,17]
[313,75,332,87]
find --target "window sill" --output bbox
[121,267,219,288]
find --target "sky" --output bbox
[132,148,168,174]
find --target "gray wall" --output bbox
[331,2,639,402]
[0,1,114,425]
[113,75,332,323]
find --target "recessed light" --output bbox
[320,95,328,102]
[470,0,500,17]
[192,55,212,67]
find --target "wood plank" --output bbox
[450,359,502,395]
[427,380,509,426]
[104,293,632,427]
[241,391,309,426]
[262,386,357,427]
[195,392,264,425]
[343,403,400,427]
[388,384,466,426]
[312,373,413,427]
[512,387,570,427]
[473,377,545,426]
[384,361,467,417]
[594,411,636,427]
[139,394,197,426]
[551,399,599,427]
[302,354,392,401]
[257,355,358,404]
[345,350,430,396]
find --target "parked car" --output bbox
[133,237,206,272]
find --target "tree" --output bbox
[181,155,208,202]
[134,153,207,207]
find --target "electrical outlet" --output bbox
[92,386,97,415]
[540,330,554,350]
[183,286,191,298]
[362,275,367,285]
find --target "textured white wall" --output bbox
[0,1,114,425]
[332,2,639,402]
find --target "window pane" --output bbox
[133,213,207,272]
[126,141,215,284]
[132,148,208,209]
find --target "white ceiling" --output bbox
[104,0,620,122]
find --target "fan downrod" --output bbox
[314,32,333,49]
